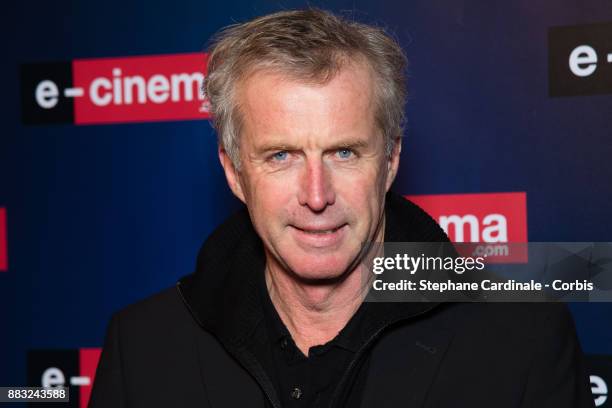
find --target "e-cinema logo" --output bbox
[549,22,612,96]
[20,53,209,125]
[406,192,528,262]
[28,348,102,408]
[0,207,7,272]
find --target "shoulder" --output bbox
[110,286,200,347]
[434,302,575,339]
[423,302,581,366]
[92,289,218,406]
[116,286,186,321]
[102,286,216,381]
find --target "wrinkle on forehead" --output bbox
[236,60,378,152]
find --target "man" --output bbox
[89,8,594,408]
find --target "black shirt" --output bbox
[253,271,371,408]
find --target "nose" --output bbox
[297,157,335,212]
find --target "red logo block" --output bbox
[73,53,209,124]
[80,348,102,408]
[406,192,528,262]
[0,208,7,271]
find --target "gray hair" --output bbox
[204,8,408,169]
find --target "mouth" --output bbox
[293,225,346,234]
[289,223,348,248]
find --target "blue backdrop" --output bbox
[2,0,611,405]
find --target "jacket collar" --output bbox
[176,191,450,348]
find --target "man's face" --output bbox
[219,61,400,281]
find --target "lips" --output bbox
[289,223,348,248]
[293,225,345,234]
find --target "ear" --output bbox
[218,147,246,203]
[385,137,402,192]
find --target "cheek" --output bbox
[333,172,385,227]
[334,164,387,200]
[244,174,294,227]
[260,176,297,207]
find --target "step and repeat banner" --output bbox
[2,1,611,407]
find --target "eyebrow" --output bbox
[333,139,370,150]
[255,143,298,153]
[254,138,372,155]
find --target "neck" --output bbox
[265,218,384,356]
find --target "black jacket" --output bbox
[89,192,594,408]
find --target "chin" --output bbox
[284,253,356,282]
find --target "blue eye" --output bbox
[337,149,353,159]
[272,151,288,161]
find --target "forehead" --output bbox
[235,61,377,146]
